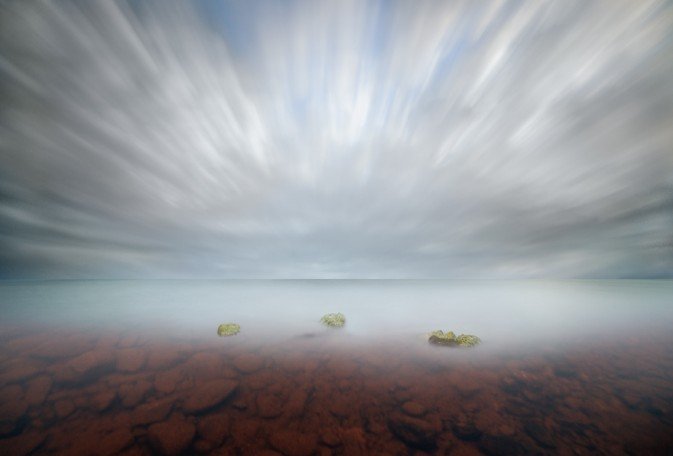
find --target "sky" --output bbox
[0,0,672,279]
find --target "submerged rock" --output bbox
[428,330,481,347]
[388,413,440,450]
[320,313,346,328]
[147,415,196,456]
[217,323,240,337]
[268,430,317,456]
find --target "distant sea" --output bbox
[1,280,672,454]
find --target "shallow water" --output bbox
[1,280,672,454]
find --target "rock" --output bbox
[268,430,317,456]
[455,334,481,347]
[196,413,230,447]
[0,385,23,404]
[119,380,153,408]
[246,371,275,390]
[320,313,345,328]
[0,393,28,437]
[24,376,52,407]
[0,360,41,384]
[90,390,117,412]
[340,427,368,454]
[365,416,387,435]
[147,415,196,456]
[184,352,229,380]
[154,368,184,395]
[0,430,46,455]
[147,348,183,370]
[192,439,215,453]
[182,379,238,414]
[328,392,354,418]
[320,429,341,447]
[479,435,526,456]
[217,323,240,337]
[131,397,174,425]
[325,358,359,378]
[116,348,147,373]
[232,398,248,410]
[54,399,75,419]
[401,401,426,417]
[393,388,412,403]
[256,393,285,418]
[428,330,481,347]
[388,413,440,450]
[53,349,115,383]
[428,330,457,346]
[230,419,260,446]
[553,366,578,378]
[118,334,141,348]
[233,354,264,373]
[98,428,135,455]
[30,336,92,360]
[284,389,308,418]
[523,421,556,449]
[451,419,482,441]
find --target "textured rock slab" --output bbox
[451,418,482,441]
[146,348,183,371]
[184,352,229,380]
[283,389,309,418]
[148,415,196,456]
[0,430,46,455]
[154,367,184,395]
[52,349,115,383]
[182,379,238,414]
[30,335,94,360]
[196,412,230,448]
[256,392,285,418]
[268,430,317,456]
[478,434,527,456]
[54,399,75,419]
[233,354,264,373]
[89,389,117,412]
[388,413,441,450]
[24,376,52,407]
[116,348,147,373]
[131,397,174,425]
[401,401,426,417]
[119,380,153,408]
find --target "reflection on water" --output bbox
[1,280,672,454]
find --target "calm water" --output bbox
[1,280,672,454]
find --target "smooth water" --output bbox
[1,280,672,454]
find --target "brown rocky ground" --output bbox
[0,326,672,455]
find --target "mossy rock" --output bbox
[455,334,481,347]
[428,330,480,347]
[217,323,240,337]
[428,330,457,346]
[320,312,346,328]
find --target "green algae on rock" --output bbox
[217,323,240,337]
[455,334,481,347]
[428,330,480,347]
[428,330,457,346]
[320,312,346,328]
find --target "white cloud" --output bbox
[0,0,672,278]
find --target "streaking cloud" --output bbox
[1,0,672,278]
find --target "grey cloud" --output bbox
[1,0,672,279]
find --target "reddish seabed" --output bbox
[1,325,672,455]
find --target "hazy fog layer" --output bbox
[2,281,673,350]
[1,1,672,278]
